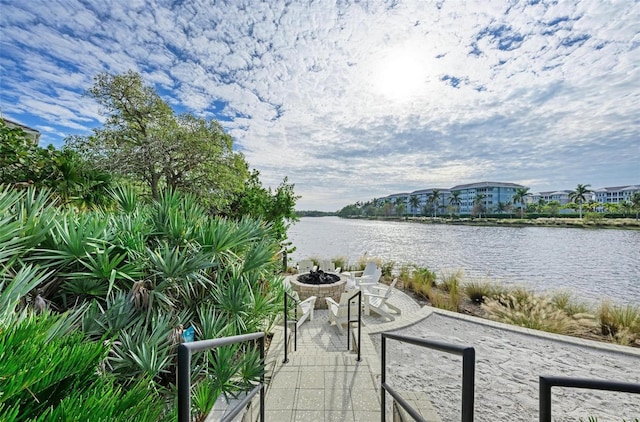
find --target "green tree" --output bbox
[67,71,249,213]
[0,120,58,187]
[473,193,487,218]
[512,187,530,219]
[227,170,299,242]
[630,192,640,220]
[427,189,442,217]
[448,190,461,216]
[409,195,420,217]
[569,184,592,218]
[394,196,406,216]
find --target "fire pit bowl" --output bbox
[289,270,347,309]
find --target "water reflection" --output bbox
[288,217,640,304]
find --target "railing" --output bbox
[282,291,299,363]
[177,332,265,422]
[346,289,362,361]
[381,332,475,422]
[539,376,640,422]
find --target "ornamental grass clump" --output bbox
[463,280,499,304]
[598,301,640,345]
[482,292,595,335]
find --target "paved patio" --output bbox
[260,286,426,422]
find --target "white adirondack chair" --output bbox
[297,259,316,273]
[325,291,361,334]
[318,259,335,272]
[364,278,401,321]
[293,295,317,329]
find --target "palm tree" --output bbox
[448,190,461,216]
[630,192,640,220]
[569,184,592,218]
[394,196,405,216]
[512,187,530,219]
[473,193,487,218]
[409,195,420,217]
[427,189,442,217]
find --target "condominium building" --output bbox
[594,185,640,206]
[449,181,526,214]
[529,190,573,206]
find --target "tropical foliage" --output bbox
[66,71,250,213]
[0,185,286,420]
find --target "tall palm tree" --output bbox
[448,190,461,216]
[512,187,530,219]
[409,195,420,217]
[569,184,592,218]
[394,196,405,216]
[427,189,442,217]
[630,192,640,220]
[473,193,487,218]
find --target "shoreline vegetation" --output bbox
[303,214,640,230]
[289,256,640,348]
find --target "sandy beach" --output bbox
[374,312,640,421]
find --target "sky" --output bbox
[1,0,639,211]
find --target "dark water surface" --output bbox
[288,217,640,304]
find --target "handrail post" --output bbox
[461,347,475,422]
[381,334,386,422]
[259,336,265,422]
[346,290,362,360]
[283,291,299,364]
[177,344,191,422]
[283,292,289,363]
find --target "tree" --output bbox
[448,190,461,216]
[409,195,420,217]
[227,171,299,242]
[473,193,487,218]
[512,187,530,219]
[427,189,442,217]
[394,196,406,216]
[569,184,592,218]
[67,71,249,213]
[630,192,640,220]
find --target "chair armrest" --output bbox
[363,292,386,299]
[300,295,317,306]
[325,297,339,307]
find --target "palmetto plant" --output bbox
[0,184,285,420]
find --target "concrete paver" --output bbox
[261,285,422,422]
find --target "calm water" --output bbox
[287,217,640,305]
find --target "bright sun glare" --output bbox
[370,47,429,101]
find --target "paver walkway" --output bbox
[261,287,423,422]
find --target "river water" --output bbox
[287,217,640,305]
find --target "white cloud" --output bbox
[1,0,639,211]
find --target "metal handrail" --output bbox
[346,289,362,361]
[177,332,265,422]
[539,375,640,422]
[381,332,475,422]
[283,291,299,363]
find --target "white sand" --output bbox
[375,313,640,422]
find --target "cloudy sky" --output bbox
[1,0,639,211]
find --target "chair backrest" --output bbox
[319,259,335,272]
[384,278,398,298]
[298,259,314,273]
[337,291,360,315]
[369,268,382,284]
[362,261,377,277]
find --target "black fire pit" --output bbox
[297,269,340,285]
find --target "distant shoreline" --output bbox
[337,215,640,230]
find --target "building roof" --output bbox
[449,181,526,190]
